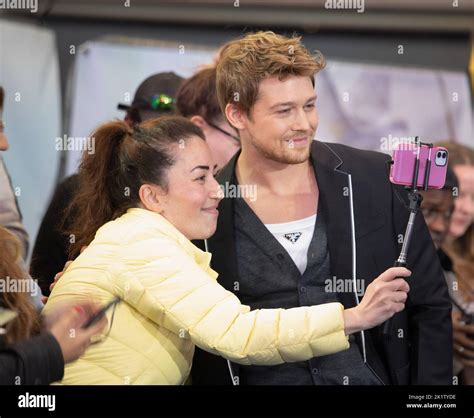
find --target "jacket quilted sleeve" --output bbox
[114,237,350,366]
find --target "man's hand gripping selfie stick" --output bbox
[383,138,433,337]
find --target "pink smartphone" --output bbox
[389,143,448,190]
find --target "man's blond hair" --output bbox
[216,31,325,116]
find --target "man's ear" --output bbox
[225,103,246,130]
[138,184,166,213]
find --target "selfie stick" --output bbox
[383,138,433,337]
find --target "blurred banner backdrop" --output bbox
[316,61,472,150]
[66,37,472,172]
[0,19,61,260]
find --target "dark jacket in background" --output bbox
[0,333,64,385]
[30,175,78,296]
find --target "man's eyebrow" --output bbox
[269,95,317,110]
[270,101,294,110]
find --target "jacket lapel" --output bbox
[207,153,241,293]
[311,141,357,309]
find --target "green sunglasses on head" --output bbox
[148,94,174,111]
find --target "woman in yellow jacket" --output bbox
[44,117,410,385]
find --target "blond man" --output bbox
[192,32,452,385]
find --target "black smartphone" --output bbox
[82,297,121,329]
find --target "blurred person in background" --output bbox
[419,167,458,251]
[0,86,42,309]
[436,141,474,385]
[0,224,106,384]
[0,87,29,258]
[176,66,240,170]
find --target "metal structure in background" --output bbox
[2,0,473,33]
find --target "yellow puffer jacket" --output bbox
[44,208,349,384]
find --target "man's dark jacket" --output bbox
[191,140,453,385]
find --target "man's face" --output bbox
[238,75,318,164]
[420,189,455,248]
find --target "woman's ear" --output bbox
[138,184,166,213]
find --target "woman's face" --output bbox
[449,165,474,238]
[155,136,223,240]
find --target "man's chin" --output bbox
[279,148,311,164]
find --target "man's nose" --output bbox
[291,109,312,132]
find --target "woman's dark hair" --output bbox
[66,115,205,257]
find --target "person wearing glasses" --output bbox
[176,66,240,170]
[43,115,409,385]
[436,142,474,385]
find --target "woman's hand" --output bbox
[41,261,72,305]
[43,247,88,304]
[343,267,411,335]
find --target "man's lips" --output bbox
[285,137,309,147]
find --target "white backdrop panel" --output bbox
[0,19,61,259]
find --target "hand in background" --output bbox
[452,310,474,368]
[43,301,107,363]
